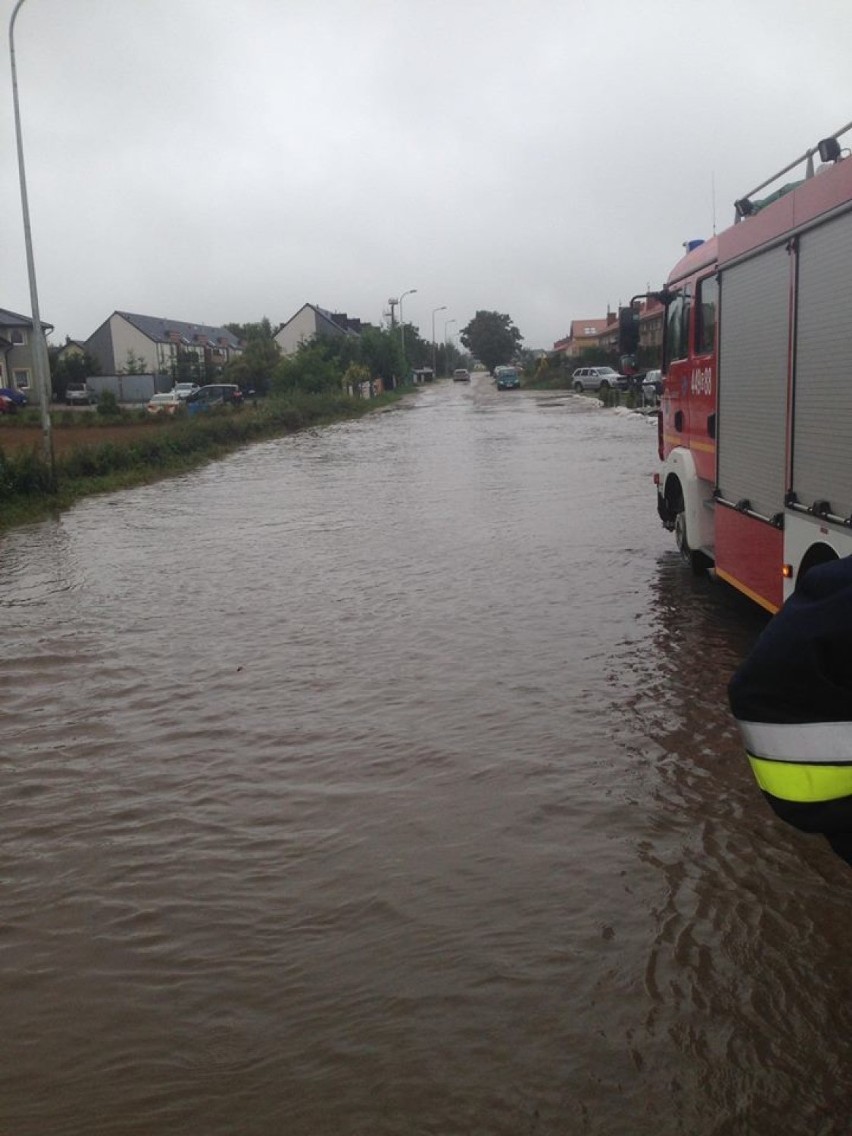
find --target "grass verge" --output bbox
[0,388,408,533]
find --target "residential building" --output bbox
[553,315,615,358]
[56,337,88,362]
[636,296,665,353]
[275,304,367,356]
[553,299,664,361]
[0,306,53,392]
[85,311,243,379]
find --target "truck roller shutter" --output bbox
[717,245,790,519]
[793,210,852,518]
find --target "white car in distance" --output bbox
[172,383,200,401]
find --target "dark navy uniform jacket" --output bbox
[729,556,852,864]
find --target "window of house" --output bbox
[695,275,718,355]
[12,368,31,389]
[10,328,27,345]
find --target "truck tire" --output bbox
[673,493,711,576]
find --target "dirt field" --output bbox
[0,422,161,458]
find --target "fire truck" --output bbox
[644,122,852,613]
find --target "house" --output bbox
[0,307,54,392]
[56,337,88,362]
[635,296,665,353]
[85,311,243,380]
[274,304,367,357]
[553,300,664,361]
[553,316,615,358]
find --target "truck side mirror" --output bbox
[618,306,639,354]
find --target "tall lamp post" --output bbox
[444,318,457,373]
[10,0,54,484]
[398,288,417,368]
[431,305,446,377]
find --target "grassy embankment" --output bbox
[0,388,407,532]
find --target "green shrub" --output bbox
[96,390,120,417]
[0,446,53,495]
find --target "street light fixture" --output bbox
[9,0,54,485]
[431,305,447,377]
[398,288,417,366]
[444,318,457,374]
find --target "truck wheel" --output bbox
[675,507,710,575]
[574,381,583,393]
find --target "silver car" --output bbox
[65,382,96,406]
[571,366,626,393]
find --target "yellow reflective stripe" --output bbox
[662,433,716,455]
[748,754,852,802]
[715,570,780,614]
[739,720,852,762]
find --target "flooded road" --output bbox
[2,376,850,1135]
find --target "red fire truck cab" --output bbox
[652,123,852,612]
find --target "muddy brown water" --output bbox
[2,378,850,1135]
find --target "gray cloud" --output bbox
[3,0,851,348]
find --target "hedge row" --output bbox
[0,390,390,503]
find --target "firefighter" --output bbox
[728,555,852,867]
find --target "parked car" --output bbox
[642,369,663,402]
[495,367,521,390]
[453,368,471,382]
[0,393,17,415]
[146,392,183,416]
[186,384,244,412]
[571,366,628,393]
[172,382,200,401]
[65,382,96,406]
[0,386,27,406]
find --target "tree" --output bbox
[121,350,147,375]
[398,322,430,370]
[436,339,463,377]
[223,335,280,395]
[225,317,275,342]
[358,326,405,385]
[459,310,523,374]
[343,362,371,398]
[50,348,102,401]
[271,342,343,395]
[173,348,202,384]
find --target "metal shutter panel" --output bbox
[717,245,790,517]
[793,211,852,517]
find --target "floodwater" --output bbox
[1,377,849,1136]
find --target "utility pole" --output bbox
[10,0,54,487]
[431,305,446,377]
[398,289,416,369]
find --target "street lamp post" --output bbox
[398,288,417,369]
[444,318,457,374]
[9,0,54,485]
[431,306,447,377]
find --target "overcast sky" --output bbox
[2,0,851,351]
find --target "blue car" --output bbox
[495,367,521,390]
[0,386,27,406]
